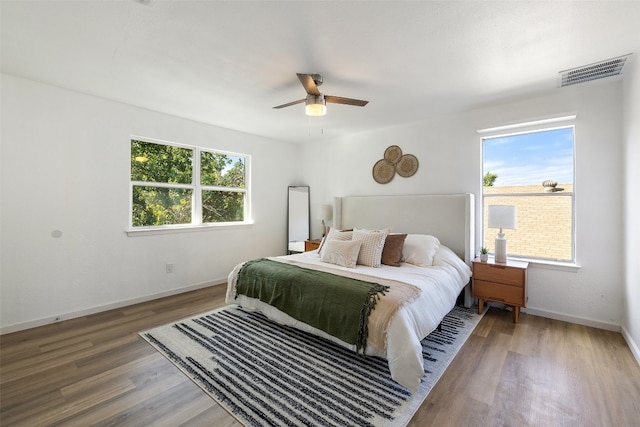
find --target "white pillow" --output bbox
[321,239,362,268]
[402,234,441,266]
[352,228,389,267]
[318,227,353,257]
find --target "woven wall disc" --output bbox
[383,145,403,164]
[373,159,396,184]
[396,154,419,177]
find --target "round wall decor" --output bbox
[373,146,419,184]
[396,154,419,177]
[372,159,396,184]
[384,145,403,164]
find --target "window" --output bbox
[130,138,249,229]
[481,124,575,263]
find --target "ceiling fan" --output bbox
[273,73,369,116]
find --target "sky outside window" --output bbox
[483,127,574,186]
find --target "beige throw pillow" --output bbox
[352,228,389,268]
[318,227,353,257]
[320,239,362,268]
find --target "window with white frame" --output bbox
[481,123,575,263]
[130,138,249,228]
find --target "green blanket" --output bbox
[236,258,389,354]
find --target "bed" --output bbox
[226,194,475,392]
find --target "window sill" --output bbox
[126,221,254,237]
[509,256,581,273]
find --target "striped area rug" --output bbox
[141,305,483,427]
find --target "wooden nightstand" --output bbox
[472,258,528,323]
[304,239,322,252]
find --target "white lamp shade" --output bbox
[320,204,333,220]
[488,205,517,230]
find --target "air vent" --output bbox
[558,54,632,87]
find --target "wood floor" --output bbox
[1,285,639,426]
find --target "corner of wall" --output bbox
[622,54,640,362]
[621,324,640,366]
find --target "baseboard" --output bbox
[0,278,227,335]
[523,307,621,332]
[621,324,640,367]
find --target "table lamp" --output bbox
[320,204,333,237]
[488,205,517,263]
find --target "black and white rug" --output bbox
[141,305,483,427]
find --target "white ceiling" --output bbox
[2,1,639,144]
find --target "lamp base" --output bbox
[495,235,507,263]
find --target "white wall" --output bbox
[0,75,300,333]
[302,81,625,331]
[622,59,640,362]
[301,113,479,239]
[1,73,632,340]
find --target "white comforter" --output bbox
[226,245,471,392]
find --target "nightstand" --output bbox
[304,239,322,252]
[472,258,528,323]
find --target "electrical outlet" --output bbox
[166,263,174,273]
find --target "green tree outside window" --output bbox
[131,139,248,227]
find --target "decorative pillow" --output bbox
[381,233,407,267]
[402,234,441,267]
[318,227,353,257]
[352,228,389,267]
[320,239,362,268]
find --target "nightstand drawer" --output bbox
[473,263,525,287]
[473,279,524,306]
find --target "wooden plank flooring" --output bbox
[1,285,639,426]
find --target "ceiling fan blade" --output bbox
[273,99,305,109]
[297,73,321,96]
[325,95,369,107]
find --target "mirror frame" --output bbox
[287,186,310,254]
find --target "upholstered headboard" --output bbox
[333,194,475,265]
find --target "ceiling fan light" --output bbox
[305,94,326,116]
[305,103,326,116]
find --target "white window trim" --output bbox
[477,115,577,135]
[479,116,578,267]
[127,136,251,235]
[125,221,254,237]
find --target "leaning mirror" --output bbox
[287,186,310,254]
